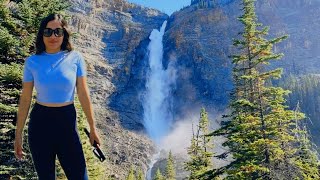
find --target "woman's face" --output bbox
[43,20,64,53]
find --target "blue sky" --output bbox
[127,0,191,15]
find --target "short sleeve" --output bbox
[23,58,34,82]
[77,53,87,77]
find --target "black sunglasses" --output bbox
[43,28,64,37]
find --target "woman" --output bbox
[14,13,101,180]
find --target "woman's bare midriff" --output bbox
[36,101,74,107]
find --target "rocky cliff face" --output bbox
[67,0,168,178]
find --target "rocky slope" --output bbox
[67,0,168,178]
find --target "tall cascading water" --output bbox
[142,20,174,144]
[142,20,176,180]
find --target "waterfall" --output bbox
[142,20,175,144]
[142,20,177,180]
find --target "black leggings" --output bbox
[28,103,88,180]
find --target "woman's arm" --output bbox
[76,76,101,146]
[14,81,34,159]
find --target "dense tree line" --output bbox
[0,0,106,179]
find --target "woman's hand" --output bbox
[14,135,25,160]
[89,129,101,147]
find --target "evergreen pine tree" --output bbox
[137,168,145,180]
[212,0,320,179]
[184,107,213,179]
[153,168,164,180]
[126,165,135,180]
[165,150,176,180]
[0,0,22,63]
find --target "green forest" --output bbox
[275,74,320,146]
[1,0,320,179]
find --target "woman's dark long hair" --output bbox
[35,14,73,54]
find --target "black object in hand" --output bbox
[84,128,106,162]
